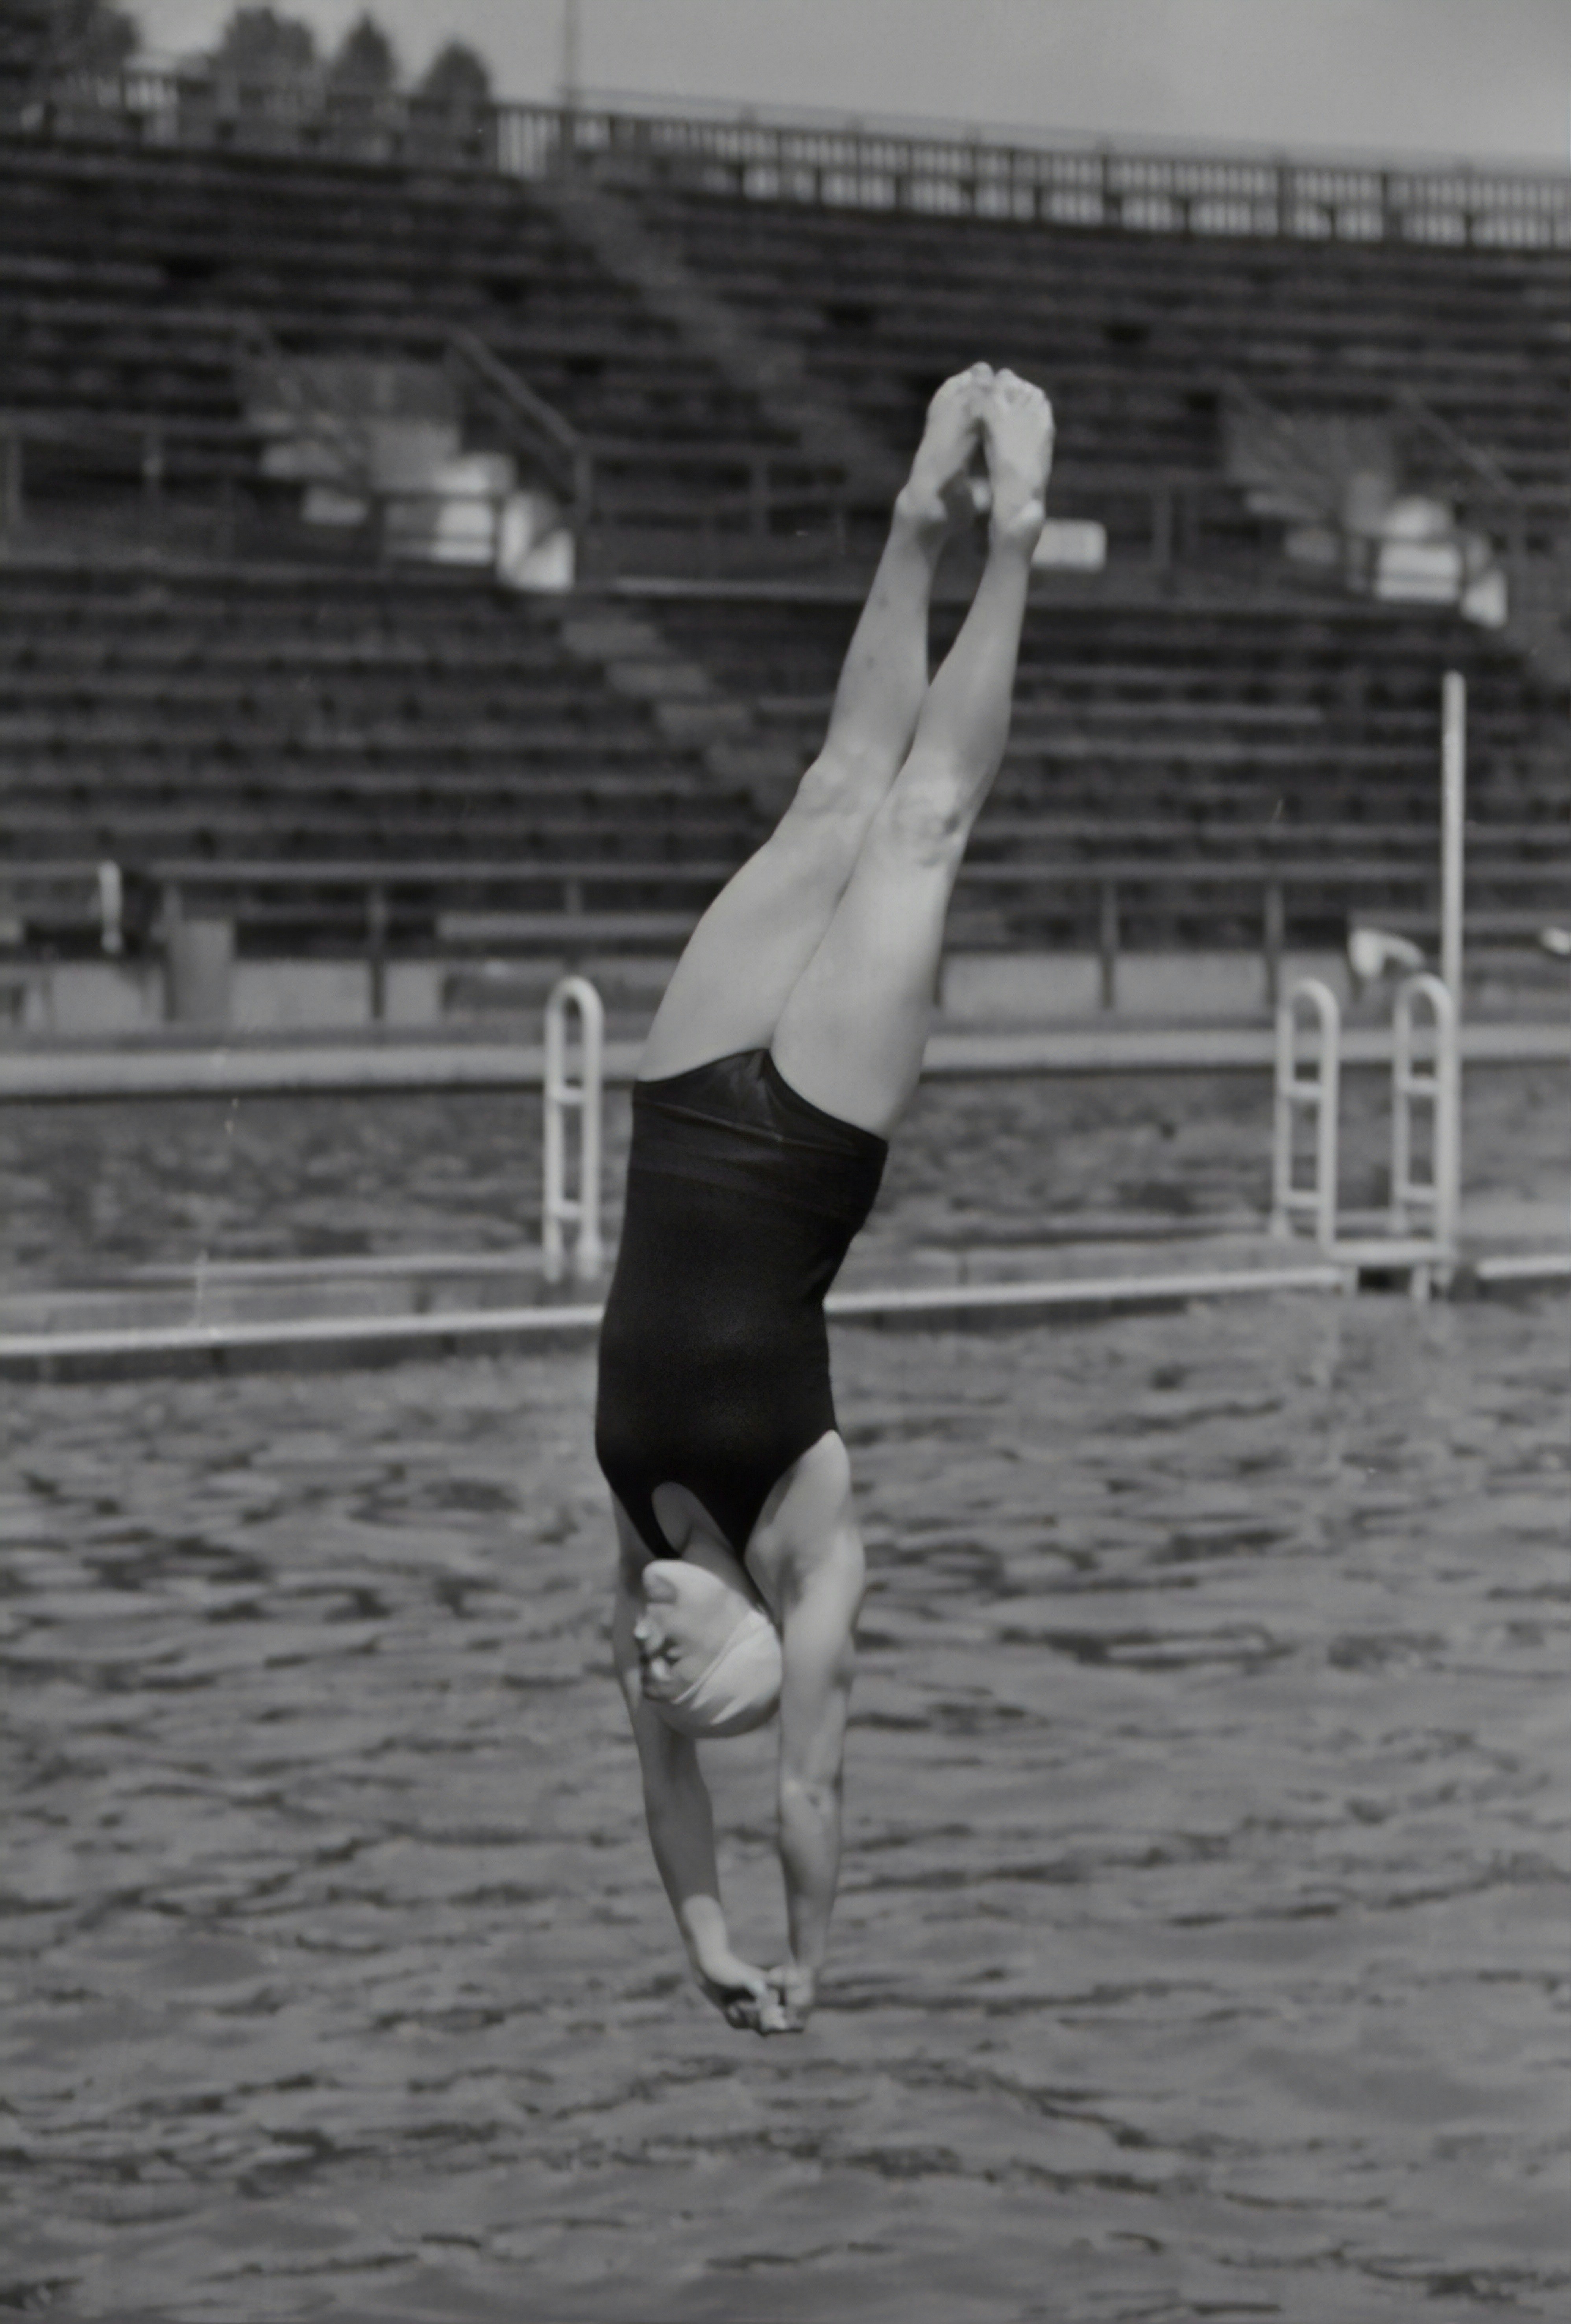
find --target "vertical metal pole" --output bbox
[97,860,124,957]
[1316,1000,1341,1255]
[1272,977,1341,1252]
[1433,981,1460,1261]
[1151,481,1173,570]
[0,424,21,539]
[578,995,603,1280]
[1441,670,1466,1008]
[366,881,388,1022]
[560,0,581,111]
[1098,880,1119,1011]
[1271,998,1296,1238]
[1390,973,1459,1264]
[1262,877,1284,1011]
[543,974,604,1283]
[543,1026,567,1283]
[1440,670,1465,1266]
[1390,980,1414,1235]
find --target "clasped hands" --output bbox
[693,1939,816,2035]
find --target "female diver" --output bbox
[595,364,1055,2035]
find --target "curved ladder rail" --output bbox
[1390,972,1460,1254]
[1271,977,1342,1252]
[542,975,604,1284]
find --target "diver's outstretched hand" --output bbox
[764,1960,816,2034]
[693,1939,798,2034]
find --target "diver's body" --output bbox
[596,367,1056,2034]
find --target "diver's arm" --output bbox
[634,1708,731,1966]
[614,1570,779,2025]
[634,1706,795,2028]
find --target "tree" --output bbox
[45,1,140,75]
[417,40,491,110]
[210,7,318,87]
[325,13,399,97]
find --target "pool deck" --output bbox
[3,1014,1563,1376]
[0,1012,1566,1100]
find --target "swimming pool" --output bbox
[2,1061,1566,1286]
[2,1283,1565,2321]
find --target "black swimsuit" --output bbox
[595,1049,887,1559]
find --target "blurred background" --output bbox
[0,0,1562,1036]
[114,0,1571,159]
[0,0,1565,1038]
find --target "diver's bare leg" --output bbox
[771,372,1054,1136]
[636,365,993,1081]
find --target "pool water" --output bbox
[2,1286,1566,2322]
[2,1063,1566,1284]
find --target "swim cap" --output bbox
[652,1600,783,1741]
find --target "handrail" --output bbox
[1219,372,1560,630]
[1390,971,1460,1249]
[20,74,1570,249]
[7,851,1563,938]
[1394,387,1522,506]
[445,327,579,465]
[230,311,370,488]
[443,325,589,520]
[1219,374,1346,537]
[7,851,1562,1024]
[542,974,604,1283]
[229,315,591,520]
[1223,372,1536,520]
[1272,978,1341,1249]
[7,836,1565,896]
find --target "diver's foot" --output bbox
[896,362,993,535]
[981,368,1054,551]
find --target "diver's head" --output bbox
[634,1551,782,1741]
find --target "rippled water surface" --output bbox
[3,1064,1566,1282]
[3,1284,1567,2322]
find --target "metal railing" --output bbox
[0,403,865,575]
[0,402,516,565]
[1390,973,1460,1247]
[1220,376,1567,654]
[18,74,1569,249]
[542,974,604,1283]
[0,289,871,572]
[232,314,596,551]
[1272,978,1341,1249]
[443,326,590,529]
[1272,968,1462,1290]
[5,851,1565,1022]
[0,402,266,555]
[0,395,1329,581]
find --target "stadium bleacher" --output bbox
[632,179,1569,494]
[0,137,850,563]
[0,91,1565,1015]
[0,556,758,942]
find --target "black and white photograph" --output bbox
[2,2,1567,2317]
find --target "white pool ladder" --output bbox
[1271,977,1341,1252]
[1272,972,1460,1296]
[542,974,604,1284]
[1389,973,1460,1251]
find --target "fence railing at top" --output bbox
[17,73,1570,250]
